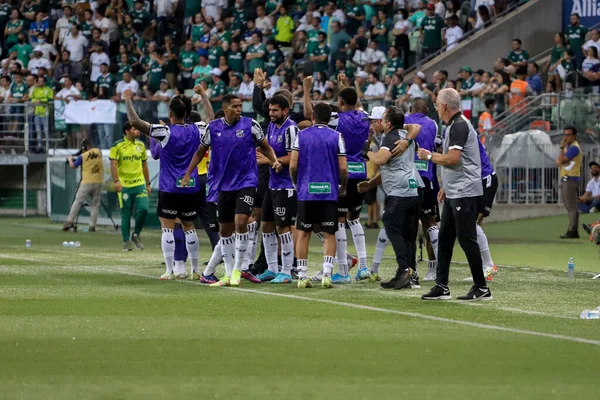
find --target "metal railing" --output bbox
[401,0,528,78]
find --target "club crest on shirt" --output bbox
[277,135,283,143]
[236,130,245,138]
[136,146,141,152]
[216,132,222,137]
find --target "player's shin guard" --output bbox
[204,241,222,276]
[348,218,367,269]
[246,221,258,266]
[161,228,175,274]
[372,228,388,274]
[335,223,348,275]
[427,225,439,260]
[233,232,249,271]
[476,224,494,269]
[184,229,199,273]
[323,255,335,276]
[220,236,235,277]
[280,231,294,275]
[262,231,279,273]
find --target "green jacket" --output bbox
[31,86,54,116]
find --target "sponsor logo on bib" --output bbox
[308,182,332,194]
[177,177,196,188]
[415,160,429,171]
[348,162,365,174]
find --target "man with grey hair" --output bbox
[417,88,492,301]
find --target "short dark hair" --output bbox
[214,109,225,119]
[189,111,202,123]
[179,94,192,118]
[439,70,448,78]
[513,38,522,45]
[516,66,527,76]
[169,96,187,119]
[384,106,404,128]
[222,94,240,108]
[484,98,496,109]
[81,139,93,150]
[269,94,290,110]
[313,103,332,124]
[528,61,539,72]
[123,121,133,134]
[564,126,577,136]
[338,87,358,106]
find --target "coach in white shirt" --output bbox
[578,161,600,213]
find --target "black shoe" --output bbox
[456,285,493,301]
[421,284,451,300]
[290,267,299,279]
[392,268,411,290]
[582,224,593,236]
[380,277,397,289]
[560,231,580,239]
[397,270,420,289]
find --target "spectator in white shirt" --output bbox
[578,161,600,213]
[363,73,386,104]
[93,8,111,43]
[474,0,496,16]
[27,47,51,75]
[62,24,88,62]
[238,72,255,101]
[115,71,140,123]
[155,0,178,18]
[444,15,463,51]
[89,43,110,82]
[153,79,174,120]
[408,71,428,100]
[201,0,225,22]
[55,76,81,101]
[582,29,600,55]
[35,33,57,61]
[352,37,373,68]
[255,5,273,36]
[54,5,74,46]
[433,0,446,17]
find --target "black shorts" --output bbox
[255,165,270,210]
[297,201,338,234]
[157,190,200,221]
[364,187,377,205]
[479,173,498,218]
[419,177,439,221]
[207,202,219,232]
[262,188,297,226]
[217,187,256,223]
[338,178,364,219]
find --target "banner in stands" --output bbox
[563,0,600,30]
[53,100,117,125]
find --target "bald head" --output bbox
[411,98,428,114]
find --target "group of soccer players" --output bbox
[122,74,499,290]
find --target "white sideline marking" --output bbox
[54,264,600,347]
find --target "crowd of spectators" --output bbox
[0,0,596,153]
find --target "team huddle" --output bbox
[120,80,498,299]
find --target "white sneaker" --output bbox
[423,261,437,282]
[175,272,188,280]
[309,269,323,281]
[590,207,599,213]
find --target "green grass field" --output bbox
[1,215,600,400]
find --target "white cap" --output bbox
[416,71,426,80]
[211,68,222,77]
[363,106,386,121]
[357,71,368,79]
[33,46,43,53]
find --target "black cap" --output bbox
[590,161,600,168]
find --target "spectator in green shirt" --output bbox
[246,33,266,73]
[345,0,365,36]
[190,13,205,45]
[226,41,244,74]
[371,10,390,52]
[10,33,33,68]
[210,68,227,111]
[179,39,199,89]
[386,46,404,76]
[274,5,294,46]
[5,9,24,47]
[215,20,231,50]
[265,40,284,77]
[31,76,53,152]
[207,36,223,68]
[309,32,330,74]
[131,0,150,32]
[566,13,589,66]
[507,38,529,69]
[8,72,29,134]
[192,55,212,86]
[95,63,117,99]
[420,3,444,59]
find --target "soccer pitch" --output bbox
[1,216,600,399]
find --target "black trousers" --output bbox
[195,174,220,249]
[382,195,420,270]
[437,196,486,288]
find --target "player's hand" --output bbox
[339,186,347,197]
[158,119,167,126]
[272,160,282,173]
[391,139,409,157]
[146,183,152,196]
[123,89,134,101]
[181,174,191,187]
[437,188,445,203]
[303,75,313,92]
[193,84,206,96]
[253,68,265,86]
[417,148,431,160]
[256,150,270,165]
[357,180,371,193]
[114,181,122,193]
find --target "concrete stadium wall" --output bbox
[485,204,566,223]
[417,0,563,78]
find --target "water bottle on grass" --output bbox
[568,258,574,280]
